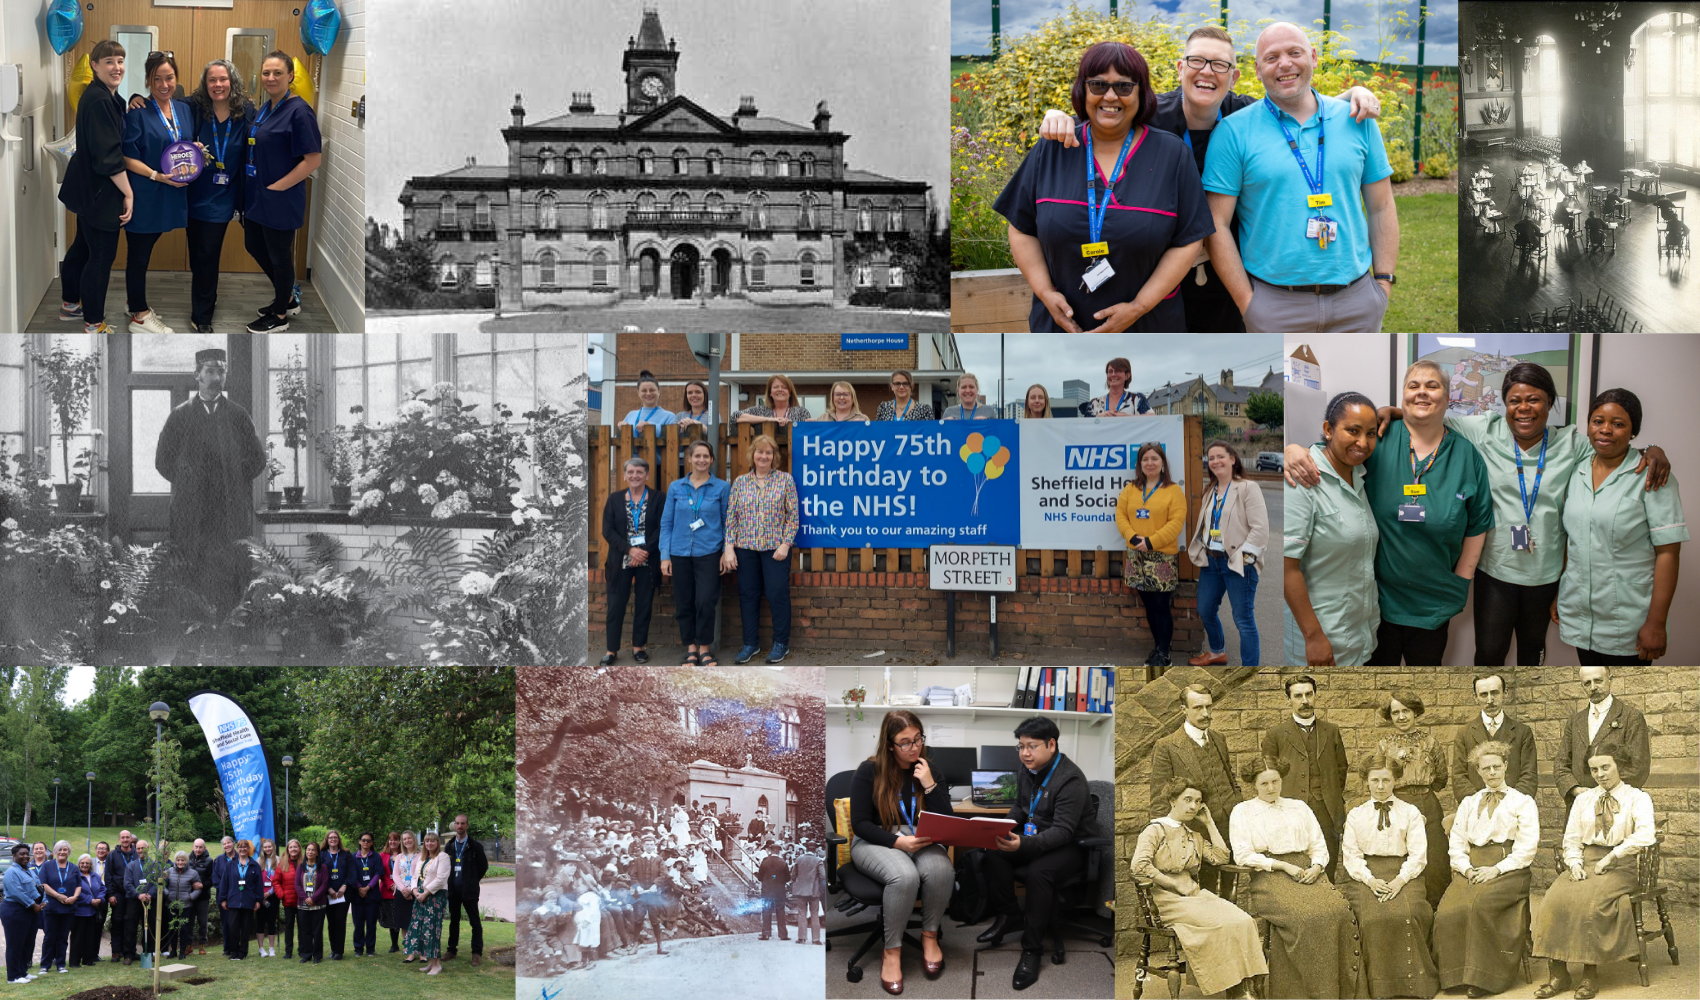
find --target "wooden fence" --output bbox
[950,249,1211,332]
[588,418,1204,582]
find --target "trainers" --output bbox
[127,310,175,335]
[81,321,116,334]
[189,321,215,333]
[258,295,302,317]
[733,644,761,665]
[766,642,790,664]
[59,301,82,321]
[246,312,289,333]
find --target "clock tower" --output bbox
[623,6,679,113]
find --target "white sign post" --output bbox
[930,545,1016,658]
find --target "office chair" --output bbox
[824,768,928,984]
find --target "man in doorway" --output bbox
[977,717,1099,992]
[1555,666,1650,810]
[1150,684,1240,893]
[1260,674,1347,882]
[1451,673,1538,798]
[153,348,266,618]
[443,814,488,966]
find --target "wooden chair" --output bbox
[1546,835,1680,986]
[1130,864,1261,999]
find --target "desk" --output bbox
[953,801,1012,816]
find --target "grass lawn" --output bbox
[1384,190,1459,333]
[479,307,950,334]
[23,920,515,1000]
[5,827,323,857]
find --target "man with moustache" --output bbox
[1150,684,1240,892]
[1555,666,1650,809]
[1452,673,1538,798]
[1260,674,1347,882]
[1038,25,1382,331]
[1202,22,1400,332]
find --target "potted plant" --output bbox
[264,442,286,510]
[71,446,105,512]
[27,339,102,514]
[273,346,319,508]
[315,424,358,510]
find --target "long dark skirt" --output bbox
[1243,851,1365,1000]
[1434,843,1531,993]
[1341,855,1441,999]
[1398,786,1451,909]
[1532,843,1640,964]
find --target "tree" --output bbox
[1200,413,1231,441]
[3,665,68,834]
[1246,389,1284,431]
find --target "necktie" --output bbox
[1374,800,1393,831]
[1595,791,1620,841]
[1482,790,1503,817]
[1486,720,1498,737]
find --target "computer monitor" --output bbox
[926,746,976,791]
[971,770,1018,808]
[980,744,1021,772]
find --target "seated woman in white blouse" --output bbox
[1340,752,1440,1000]
[1229,755,1364,1000]
[1434,740,1540,999]
[1532,743,1657,1000]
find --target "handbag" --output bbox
[379,898,396,929]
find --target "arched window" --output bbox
[858,200,873,232]
[475,256,492,287]
[539,250,557,287]
[565,147,580,175]
[707,149,723,176]
[671,191,690,214]
[887,201,904,232]
[538,193,557,230]
[799,153,815,178]
[539,147,555,175]
[636,191,656,213]
[757,795,770,813]
[798,193,815,230]
[855,265,871,287]
[591,193,610,230]
[705,192,725,216]
[774,152,790,178]
[750,151,766,177]
[591,148,607,175]
[750,250,767,285]
[673,148,689,174]
[1193,393,1209,415]
[592,250,609,286]
[475,195,491,227]
[638,148,654,175]
[439,259,458,287]
[801,251,817,286]
[440,194,457,226]
[750,193,769,230]
[889,264,905,288]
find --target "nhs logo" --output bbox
[1064,445,1131,469]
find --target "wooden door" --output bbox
[64,1,320,276]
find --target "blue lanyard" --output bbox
[636,406,657,424]
[900,398,912,420]
[1210,482,1230,529]
[1029,756,1061,816]
[1515,429,1547,522]
[237,860,249,880]
[208,115,232,168]
[452,839,466,861]
[250,96,280,145]
[687,481,712,513]
[1181,105,1224,150]
[54,862,70,891]
[1264,96,1325,200]
[1106,390,1127,414]
[1141,482,1160,506]
[966,401,978,420]
[627,487,648,532]
[152,98,180,144]
[1085,126,1137,245]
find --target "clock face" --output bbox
[642,75,665,98]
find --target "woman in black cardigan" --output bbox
[57,39,135,333]
[600,456,665,666]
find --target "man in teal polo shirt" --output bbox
[1201,22,1400,332]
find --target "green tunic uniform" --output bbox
[1442,413,1591,586]
[1557,449,1688,657]
[1284,444,1380,666]
[1363,421,1495,629]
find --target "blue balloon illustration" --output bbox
[967,452,986,475]
[980,435,1000,457]
[47,0,83,55]
[299,0,342,56]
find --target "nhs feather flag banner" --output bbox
[793,420,1020,547]
[188,691,276,849]
[1018,416,1187,551]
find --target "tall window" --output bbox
[591,193,610,230]
[750,151,765,177]
[774,152,790,178]
[475,196,491,228]
[751,193,769,230]
[592,250,609,286]
[333,333,436,425]
[1193,392,1209,414]
[779,706,800,749]
[540,147,555,175]
[673,148,689,174]
[750,250,767,285]
[671,191,690,214]
[538,194,557,231]
[854,265,869,287]
[565,147,580,175]
[639,148,654,175]
[888,201,904,232]
[705,192,725,216]
[1631,13,1700,167]
[0,336,24,464]
[889,264,904,288]
[707,149,722,175]
[801,251,817,286]
[439,261,458,287]
[678,706,702,736]
[1525,35,1562,139]
[858,200,873,232]
[799,153,814,178]
[475,257,493,287]
[539,250,557,287]
[798,193,815,230]
[440,194,456,226]
[591,148,607,175]
[636,191,656,213]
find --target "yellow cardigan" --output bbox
[1114,481,1187,555]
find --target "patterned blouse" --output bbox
[874,399,937,421]
[1377,728,1447,792]
[725,470,799,552]
[740,404,812,422]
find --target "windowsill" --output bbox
[257,507,521,528]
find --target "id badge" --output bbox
[1328,220,1339,242]
[1209,528,1222,539]
[1135,508,1151,520]
[1080,241,1108,258]
[1306,218,1321,239]
[1403,484,1427,496]
[629,533,646,547]
[1396,502,1427,523]
[1308,193,1334,208]
[1081,257,1115,293]
[1510,525,1532,551]
[689,518,705,531]
[247,163,257,178]
[453,863,462,876]
[1023,822,1037,836]
[214,172,230,186]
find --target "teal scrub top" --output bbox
[1443,413,1593,586]
[1557,449,1689,656]
[1283,444,1380,666]
[1363,421,1495,629]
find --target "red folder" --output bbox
[915,811,1018,849]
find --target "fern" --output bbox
[241,538,306,585]
[471,528,533,573]
[306,532,346,572]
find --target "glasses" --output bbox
[891,380,911,387]
[1085,79,1136,96]
[1017,741,1049,753]
[893,736,927,751]
[1182,55,1236,74]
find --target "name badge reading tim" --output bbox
[1307,193,1334,208]
[1403,484,1427,496]
[1080,241,1108,258]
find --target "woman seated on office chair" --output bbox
[849,710,955,995]
[1131,778,1266,999]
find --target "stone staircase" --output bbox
[701,845,762,933]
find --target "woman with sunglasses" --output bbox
[874,371,936,421]
[993,41,1213,331]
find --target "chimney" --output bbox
[510,93,525,127]
[1220,368,1233,389]
[734,95,758,118]
[570,91,595,114]
[813,99,831,132]
[465,156,477,168]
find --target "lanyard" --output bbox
[1409,428,1445,485]
[1210,482,1230,529]
[207,115,232,168]
[1181,105,1224,150]
[636,406,657,424]
[452,838,466,861]
[54,862,69,891]
[1515,429,1547,522]
[1106,390,1127,414]
[897,778,917,832]
[1029,756,1061,816]
[627,486,648,531]
[1264,96,1325,200]
[900,398,912,420]
[237,860,249,880]
[1141,482,1160,506]
[250,96,281,146]
[687,480,711,512]
[152,98,180,144]
[1085,126,1137,245]
[327,852,339,877]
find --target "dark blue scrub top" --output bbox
[993,122,1214,332]
[122,97,192,234]
[188,102,253,224]
[243,94,322,231]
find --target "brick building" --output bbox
[398,7,931,311]
[1147,367,1282,433]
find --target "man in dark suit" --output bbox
[755,841,791,941]
[444,813,490,966]
[1555,667,1651,809]
[1260,675,1347,882]
[626,834,668,955]
[1451,672,1539,798]
[103,831,136,963]
[1151,684,1240,891]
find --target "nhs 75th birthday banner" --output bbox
[187,690,277,849]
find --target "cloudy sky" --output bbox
[950,0,1458,66]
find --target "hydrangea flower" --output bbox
[398,400,431,419]
[453,433,477,447]
[0,518,17,532]
[418,484,440,505]
[458,570,495,596]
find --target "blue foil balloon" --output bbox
[299,0,342,56]
[47,0,83,55]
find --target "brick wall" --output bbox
[1114,665,1700,958]
[591,567,1201,657]
[735,334,918,373]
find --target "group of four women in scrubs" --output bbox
[57,44,320,333]
[1284,360,1682,666]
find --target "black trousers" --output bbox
[227,906,253,958]
[1367,619,1451,666]
[352,899,380,954]
[446,888,483,955]
[281,905,297,956]
[220,901,234,955]
[1577,648,1650,666]
[981,844,1087,953]
[298,907,324,960]
[758,895,788,938]
[186,215,230,326]
[1,901,34,982]
[242,217,296,316]
[190,894,210,945]
[60,220,121,325]
[671,554,721,646]
[1473,570,1560,665]
[325,901,347,956]
[1137,590,1174,653]
[123,229,165,316]
[1178,258,1246,333]
[170,903,195,956]
[606,559,660,651]
[124,898,155,956]
[736,547,791,647]
[108,895,128,959]
[70,911,104,966]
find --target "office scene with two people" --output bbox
[824,666,1117,998]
